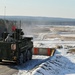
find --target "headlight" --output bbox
[11,44,16,50]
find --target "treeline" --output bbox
[0,19,16,37]
[1,16,75,25]
[20,17,75,25]
[22,20,75,25]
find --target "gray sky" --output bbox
[0,0,75,18]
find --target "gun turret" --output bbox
[12,29,24,40]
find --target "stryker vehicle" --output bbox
[0,26,33,64]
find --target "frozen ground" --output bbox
[13,55,49,75]
[32,49,75,75]
[13,25,75,75]
[14,47,75,75]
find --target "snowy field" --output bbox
[14,48,75,75]
[32,49,75,75]
[13,55,49,75]
[13,25,75,75]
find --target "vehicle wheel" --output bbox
[23,51,27,63]
[26,49,32,61]
[18,53,23,65]
[29,49,32,60]
[0,59,2,62]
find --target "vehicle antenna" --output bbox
[20,20,21,29]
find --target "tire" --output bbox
[29,49,32,60]
[26,49,32,61]
[23,51,27,63]
[18,53,23,65]
[0,59,2,62]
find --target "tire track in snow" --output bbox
[15,55,51,75]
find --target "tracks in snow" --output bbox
[0,55,52,75]
[16,55,51,75]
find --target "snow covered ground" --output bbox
[32,49,75,75]
[13,47,75,75]
[13,40,75,75]
[13,55,49,75]
[13,25,75,75]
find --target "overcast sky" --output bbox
[0,0,75,18]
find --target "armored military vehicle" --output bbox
[0,26,33,64]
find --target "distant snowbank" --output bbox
[60,34,75,37]
[34,40,75,48]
